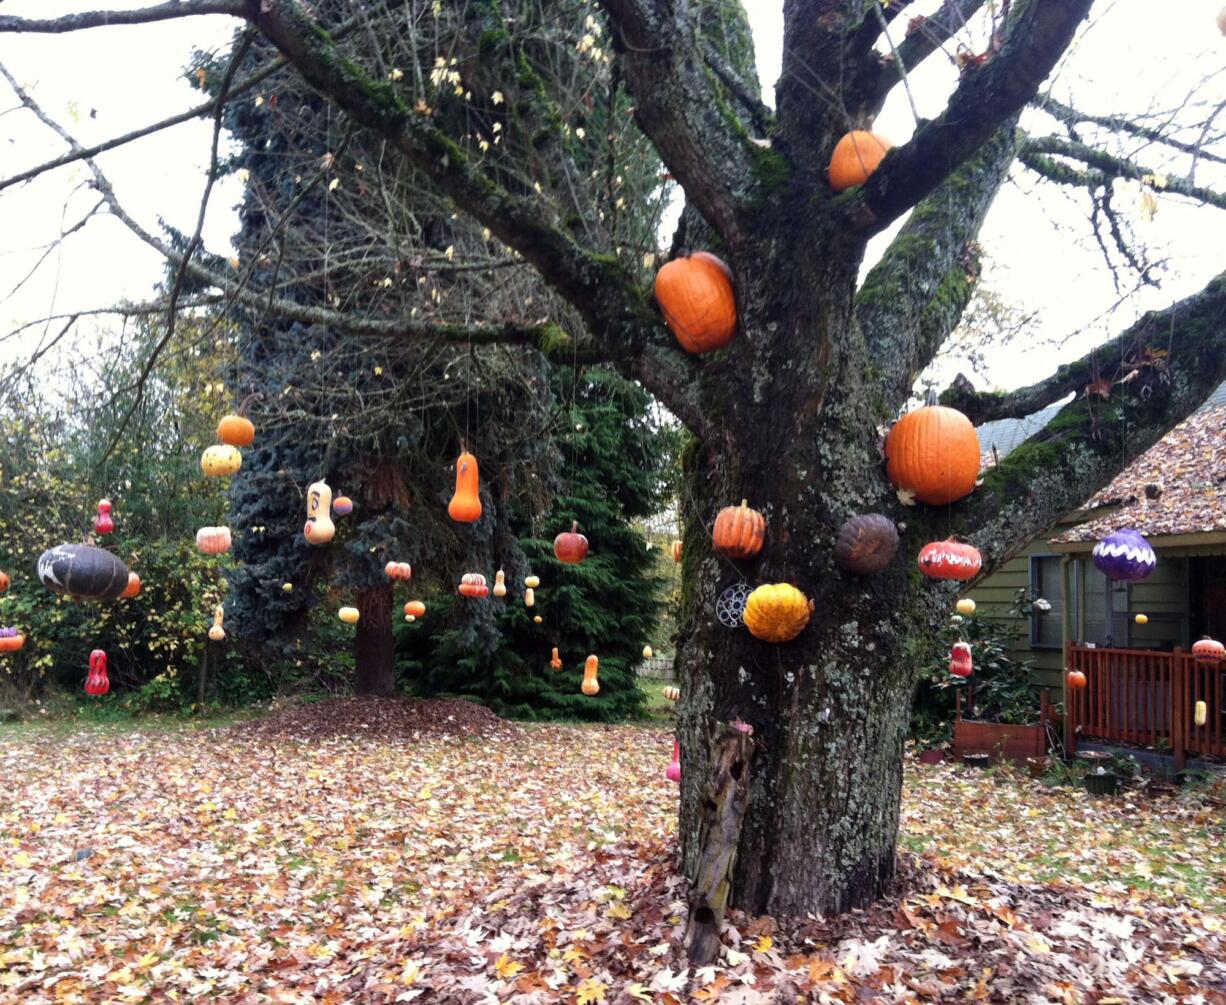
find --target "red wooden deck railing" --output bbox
[1065,643,1226,767]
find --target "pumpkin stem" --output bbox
[570,521,579,533]
[739,499,748,508]
[236,390,264,416]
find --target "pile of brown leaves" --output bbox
[224,696,523,743]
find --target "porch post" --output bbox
[1171,647,1187,773]
[1061,556,1076,759]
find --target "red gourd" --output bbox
[949,642,973,678]
[94,499,115,535]
[553,521,589,564]
[918,539,982,581]
[666,739,680,782]
[85,650,110,696]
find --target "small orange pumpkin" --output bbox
[1066,669,1087,691]
[0,631,25,653]
[217,413,255,447]
[196,526,233,555]
[885,398,980,505]
[384,561,412,582]
[404,600,426,618]
[712,500,765,560]
[458,573,488,598]
[828,130,892,192]
[448,450,482,522]
[0,570,9,594]
[653,251,737,354]
[120,572,141,598]
[581,654,600,696]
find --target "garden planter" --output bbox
[953,719,1048,764]
[962,753,991,769]
[1084,771,1119,796]
[917,748,945,765]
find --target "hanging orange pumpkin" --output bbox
[196,526,233,556]
[653,251,737,354]
[217,414,255,447]
[918,539,982,581]
[448,450,482,522]
[550,647,562,671]
[458,573,489,598]
[828,130,892,192]
[553,521,589,564]
[885,398,980,506]
[0,570,9,594]
[581,654,600,696]
[0,629,25,653]
[1192,636,1225,664]
[712,500,766,559]
[671,540,683,564]
[404,600,426,618]
[120,572,141,599]
[384,561,412,582]
[1066,669,1087,691]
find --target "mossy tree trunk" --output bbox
[354,582,396,696]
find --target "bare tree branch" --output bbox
[0,0,250,34]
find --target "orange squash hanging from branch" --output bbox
[653,251,737,354]
[581,654,600,696]
[217,414,255,447]
[884,395,980,505]
[448,450,482,522]
[827,130,892,191]
[712,500,766,560]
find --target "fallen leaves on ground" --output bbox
[1,705,1224,1003]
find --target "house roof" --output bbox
[1053,399,1226,542]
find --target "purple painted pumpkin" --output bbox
[1091,528,1156,582]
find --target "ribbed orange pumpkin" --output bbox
[217,414,255,447]
[458,573,488,598]
[0,570,9,594]
[653,251,737,354]
[712,500,765,559]
[1066,669,1087,691]
[448,450,482,522]
[827,131,892,191]
[885,400,980,505]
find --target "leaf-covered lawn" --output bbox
[2,703,1224,1003]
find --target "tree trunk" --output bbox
[354,582,396,696]
[675,246,946,917]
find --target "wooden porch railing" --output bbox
[1065,643,1226,768]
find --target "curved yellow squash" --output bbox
[743,583,812,643]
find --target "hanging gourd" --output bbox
[642,645,653,659]
[524,587,536,607]
[493,569,507,598]
[304,480,336,544]
[533,614,543,624]
[918,539,982,581]
[1066,669,1087,691]
[653,251,737,354]
[208,606,226,641]
[282,583,294,592]
[525,575,540,589]
[448,450,482,522]
[404,600,426,618]
[1192,636,1225,665]
[196,526,233,555]
[458,573,489,598]
[216,414,255,447]
[833,514,897,574]
[338,606,360,624]
[384,561,412,582]
[0,628,25,653]
[712,501,766,560]
[1135,613,1148,625]
[550,647,562,670]
[949,642,973,678]
[742,583,812,643]
[884,395,980,506]
[0,570,8,594]
[553,522,589,564]
[956,598,976,616]
[84,650,110,696]
[201,444,242,477]
[120,572,141,599]
[37,544,130,601]
[94,498,115,535]
[663,686,680,702]
[581,654,600,696]
[332,495,354,517]
[1092,528,1156,582]
[666,740,681,783]
[1195,701,1208,727]
[671,540,683,564]
[827,130,892,191]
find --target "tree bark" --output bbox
[354,582,396,696]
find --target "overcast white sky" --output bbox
[1,1,1223,393]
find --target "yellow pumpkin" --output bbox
[533,615,542,624]
[1135,613,1148,625]
[338,606,360,624]
[525,575,540,589]
[581,654,600,696]
[956,598,976,616]
[642,645,653,659]
[201,444,242,477]
[448,450,482,522]
[743,583,813,643]
[304,480,336,544]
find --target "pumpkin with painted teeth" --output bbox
[918,539,982,581]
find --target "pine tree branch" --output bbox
[857,124,1016,408]
[0,0,250,33]
[1019,135,1226,211]
[842,0,1094,234]
[598,0,761,248]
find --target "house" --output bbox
[970,381,1226,764]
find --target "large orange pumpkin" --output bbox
[885,401,980,505]
[217,414,255,447]
[653,251,737,354]
[712,500,766,559]
[827,131,892,192]
[448,450,482,522]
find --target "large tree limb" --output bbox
[0,1,247,33]
[844,0,1094,234]
[950,272,1226,571]
[857,123,1016,408]
[1019,135,1226,211]
[599,0,762,248]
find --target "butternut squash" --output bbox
[448,450,482,522]
[581,654,600,696]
